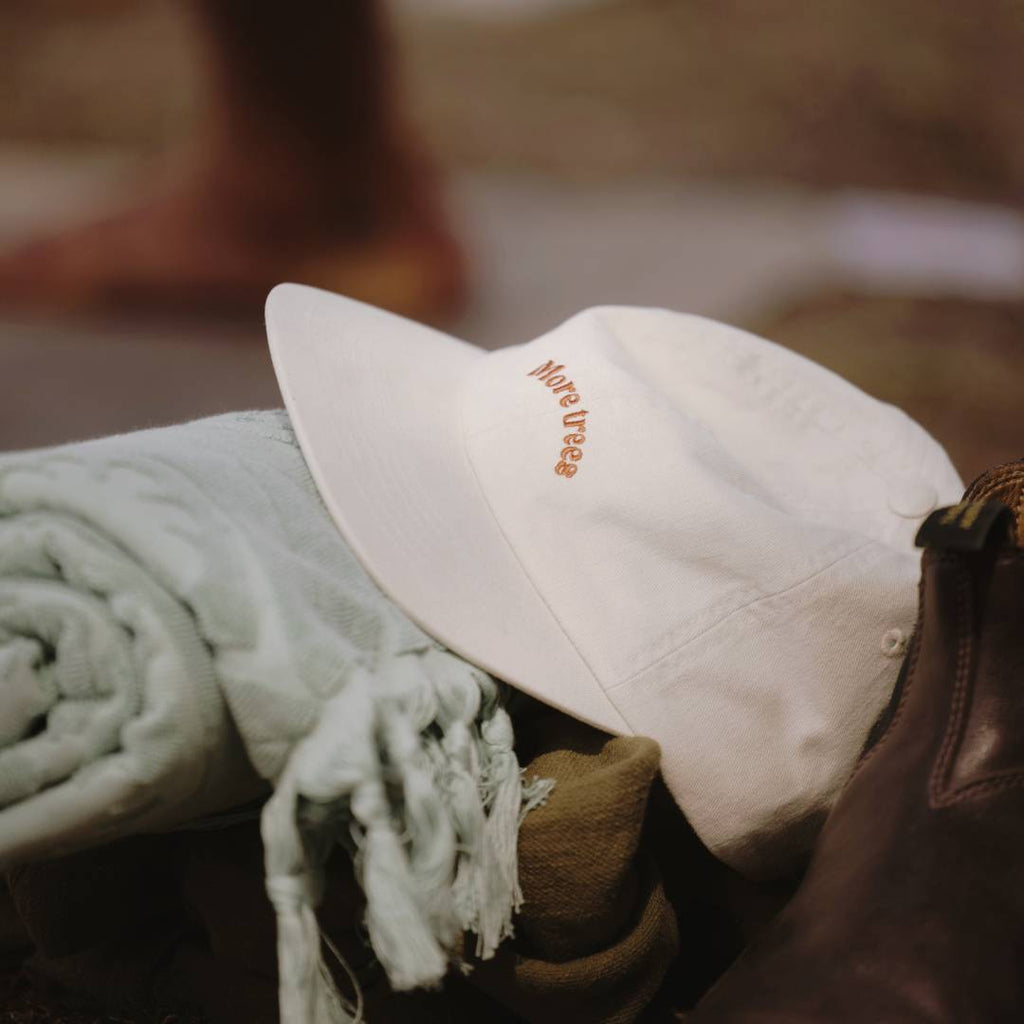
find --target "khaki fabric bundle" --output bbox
[3,706,681,1024]
[470,706,679,1023]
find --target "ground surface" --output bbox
[1,2,1020,477]
[1,154,1021,482]
[0,5,1021,1022]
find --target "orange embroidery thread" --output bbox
[528,359,589,478]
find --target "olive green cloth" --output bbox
[2,708,683,1024]
[469,708,680,1024]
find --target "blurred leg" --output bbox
[0,0,464,323]
[198,0,421,237]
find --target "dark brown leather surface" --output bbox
[690,484,1024,1022]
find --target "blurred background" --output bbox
[0,0,1021,481]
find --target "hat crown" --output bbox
[267,286,964,872]
[462,306,930,690]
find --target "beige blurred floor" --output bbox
[1,146,1023,482]
[5,0,1024,199]
[0,0,1022,481]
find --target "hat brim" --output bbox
[266,284,628,735]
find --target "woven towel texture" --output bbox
[0,411,547,1023]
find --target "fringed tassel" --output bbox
[351,777,449,990]
[262,653,554,1023]
[378,720,459,950]
[261,774,355,1024]
[425,653,492,943]
[484,713,558,893]
[475,705,529,954]
[444,725,489,938]
[266,875,353,1024]
[377,654,459,948]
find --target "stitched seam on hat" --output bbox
[691,315,929,489]
[455,388,632,733]
[608,539,876,692]
[610,307,937,501]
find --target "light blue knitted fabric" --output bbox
[0,411,551,1023]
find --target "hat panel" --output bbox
[596,306,962,541]
[611,538,919,875]
[267,284,630,736]
[460,309,872,690]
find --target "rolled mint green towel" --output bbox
[0,411,551,1024]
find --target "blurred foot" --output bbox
[0,153,466,326]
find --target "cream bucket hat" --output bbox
[266,284,962,874]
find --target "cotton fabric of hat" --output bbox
[268,288,964,877]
